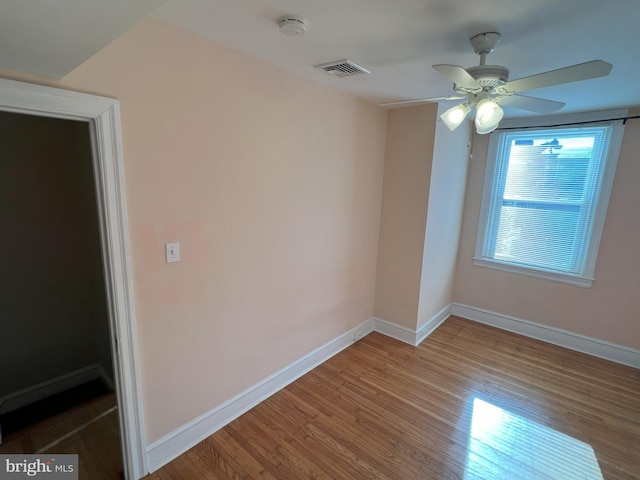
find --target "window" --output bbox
[474,114,626,287]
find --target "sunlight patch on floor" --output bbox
[464,398,603,480]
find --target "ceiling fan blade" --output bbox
[433,64,481,90]
[498,94,565,113]
[378,95,466,108]
[501,60,612,94]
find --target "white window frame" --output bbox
[474,109,627,288]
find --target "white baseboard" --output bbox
[373,304,451,346]
[451,303,640,369]
[146,318,374,473]
[371,317,417,345]
[146,309,453,473]
[0,363,111,416]
[416,304,452,345]
[96,365,115,391]
[145,302,640,475]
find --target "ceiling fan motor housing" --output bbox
[470,32,501,55]
[456,65,509,93]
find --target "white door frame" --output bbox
[0,78,147,479]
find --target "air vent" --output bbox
[314,59,371,77]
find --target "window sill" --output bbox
[472,257,593,288]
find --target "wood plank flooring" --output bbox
[0,392,124,479]
[145,316,640,479]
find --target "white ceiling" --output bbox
[0,0,163,79]
[2,0,638,117]
[151,0,640,116]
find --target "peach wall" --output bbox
[1,18,387,442]
[417,111,470,327]
[374,104,437,329]
[454,110,640,349]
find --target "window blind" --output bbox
[481,126,612,276]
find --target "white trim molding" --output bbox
[372,304,451,347]
[371,318,417,345]
[451,303,640,368]
[474,110,627,289]
[0,78,147,479]
[146,319,374,473]
[146,307,453,473]
[144,302,639,475]
[416,305,452,345]
[0,364,111,416]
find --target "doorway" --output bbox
[0,78,146,479]
[0,110,123,477]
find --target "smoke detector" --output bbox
[278,15,308,36]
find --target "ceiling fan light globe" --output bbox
[440,103,471,131]
[475,99,504,134]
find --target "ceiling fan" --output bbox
[379,32,613,134]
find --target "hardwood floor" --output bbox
[0,392,124,479]
[145,316,640,479]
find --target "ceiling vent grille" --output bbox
[314,59,371,77]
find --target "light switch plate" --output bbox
[166,242,180,263]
